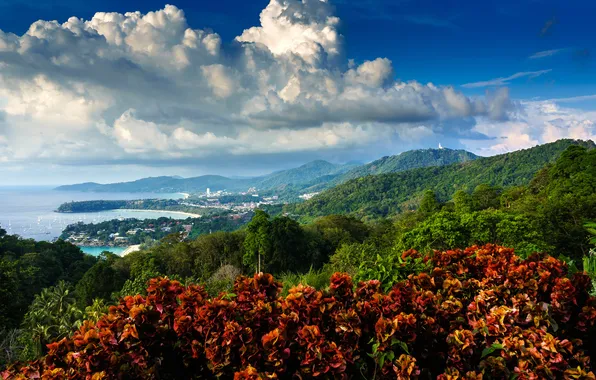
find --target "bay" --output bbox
[0,186,190,241]
[80,246,127,256]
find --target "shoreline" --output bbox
[121,245,141,256]
[116,208,202,218]
[56,208,202,218]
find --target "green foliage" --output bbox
[268,216,308,273]
[243,210,272,273]
[355,249,432,292]
[0,233,95,329]
[471,184,502,210]
[0,328,23,367]
[585,222,596,246]
[583,250,596,276]
[327,242,381,276]
[279,266,333,296]
[583,250,596,296]
[327,147,479,187]
[453,190,473,213]
[0,259,18,328]
[84,299,109,323]
[289,139,595,219]
[419,190,441,214]
[21,281,83,358]
[75,252,128,307]
[118,269,165,297]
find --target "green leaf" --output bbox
[390,338,410,354]
[386,350,395,362]
[481,343,504,358]
[372,342,380,353]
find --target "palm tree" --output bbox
[21,281,83,357]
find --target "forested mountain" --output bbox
[325,148,478,187]
[252,160,357,190]
[55,161,353,193]
[289,139,596,219]
[55,148,478,194]
[55,175,251,193]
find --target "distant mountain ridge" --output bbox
[319,148,478,190]
[56,147,481,194]
[287,139,596,219]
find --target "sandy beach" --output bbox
[117,209,202,218]
[121,244,141,256]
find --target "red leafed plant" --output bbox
[3,245,596,379]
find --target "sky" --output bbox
[0,0,595,185]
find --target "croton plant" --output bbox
[2,244,596,379]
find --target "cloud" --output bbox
[0,0,524,177]
[462,70,552,88]
[529,48,568,59]
[540,17,556,37]
[461,99,596,156]
[235,0,341,64]
[201,64,237,98]
[542,94,596,103]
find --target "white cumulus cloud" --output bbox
[0,0,590,181]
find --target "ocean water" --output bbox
[0,186,189,241]
[80,246,127,256]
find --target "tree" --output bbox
[419,190,441,214]
[268,216,307,273]
[21,281,83,358]
[192,231,245,280]
[452,190,473,214]
[471,184,501,210]
[75,252,128,307]
[0,259,19,327]
[243,210,272,273]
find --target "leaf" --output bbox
[481,343,504,358]
[391,338,410,355]
[386,351,395,362]
[548,316,559,332]
[372,342,380,353]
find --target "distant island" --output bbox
[56,199,200,214]
[55,194,280,216]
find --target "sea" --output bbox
[0,186,190,255]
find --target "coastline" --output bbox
[121,245,141,256]
[116,208,202,218]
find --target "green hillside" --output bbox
[329,148,478,185]
[288,139,596,219]
[253,160,358,190]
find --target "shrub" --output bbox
[2,245,596,379]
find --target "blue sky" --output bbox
[0,0,594,184]
[1,0,593,99]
